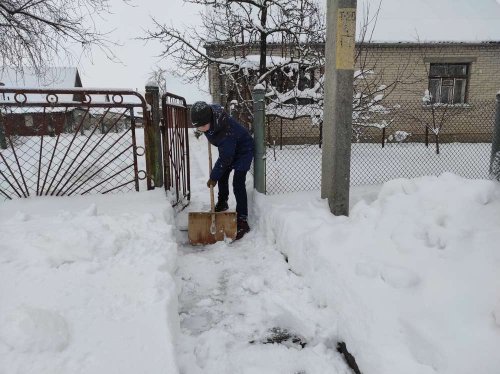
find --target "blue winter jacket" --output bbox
[204,105,254,181]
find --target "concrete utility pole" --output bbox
[321,0,357,216]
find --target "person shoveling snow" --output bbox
[190,101,254,241]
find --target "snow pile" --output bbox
[257,173,500,374]
[0,190,179,373]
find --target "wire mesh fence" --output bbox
[0,88,151,202]
[265,100,496,194]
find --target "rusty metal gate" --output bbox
[161,92,190,208]
[0,88,153,202]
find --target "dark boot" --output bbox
[214,200,229,212]
[235,218,250,240]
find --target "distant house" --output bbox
[0,67,89,137]
[0,67,84,100]
[207,41,500,144]
[205,1,500,144]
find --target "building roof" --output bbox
[0,67,83,104]
[0,67,82,88]
[0,68,143,106]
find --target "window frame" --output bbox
[428,63,470,105]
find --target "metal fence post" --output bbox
[490,92,500,180]
[145,83,164,188]
[0,84,5,149]
[0,119,6,150]
[253,84,266,193]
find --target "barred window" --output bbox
[428,63,469,104]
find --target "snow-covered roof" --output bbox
[0,67,81,88]
[0,67,143,106]
[0,67,82,104]
[359,0,500,43]
[217,55,305,70]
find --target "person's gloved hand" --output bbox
[207,179,217,188]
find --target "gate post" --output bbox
[490,92,500,180]
[145,83,164,188]
[253,84,266,193]
[0,120,6,150]
[0,84,5,149]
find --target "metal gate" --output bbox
[0,88,153,202]
[161,92,190,208]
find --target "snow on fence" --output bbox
[265,100,496,194]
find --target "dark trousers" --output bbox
[218,169,248,220]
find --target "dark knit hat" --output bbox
[190,101,212,127]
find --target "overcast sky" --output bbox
[77,0,500,104]
[78,0,208,103]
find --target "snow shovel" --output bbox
[188,142,237,245]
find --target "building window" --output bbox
[428,63,469,104]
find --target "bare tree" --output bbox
[144,0,415,129]
[148,67,169,97]
[0,0,119,74]
[144,0,325,117]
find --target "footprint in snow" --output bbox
[493,301,500,328]
[380,264,420,289]
[400,320,447,371]
[241,275,265,294]
[356,262,420,289]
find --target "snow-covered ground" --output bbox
[1,128,500,374]
[0,190,179,373]
[175,134,351,373]
[177,132,500,374]
[256,175,500,374]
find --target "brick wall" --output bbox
[206,42,500,143]
[360,43,500,102]
[207,42,500,104]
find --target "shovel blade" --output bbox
[188,211,237,245]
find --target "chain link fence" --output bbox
[265,100,496,194]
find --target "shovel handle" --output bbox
[208,142,215,213]
[208,142,216,235]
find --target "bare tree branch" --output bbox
[0,0,121,75]
[143,0,415,129]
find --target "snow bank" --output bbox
[257,173,500,374]
[0,190,179,373]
